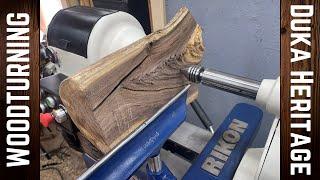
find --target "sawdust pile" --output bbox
[40,125,87,180]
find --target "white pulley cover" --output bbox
[47,7,146,76]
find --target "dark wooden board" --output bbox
[0,0,39,178]
[281,1,319,179]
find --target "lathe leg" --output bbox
[146,154,176,180]
[147,154,162,173]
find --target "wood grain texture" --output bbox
[0,0,39,178]
[79,0,93,7]
[65,0,80,7]
[281,1,320,179]
[148,0,167,32]
[60,7,204,154]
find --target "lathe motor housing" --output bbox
[45,6,146,76]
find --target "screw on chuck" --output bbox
[182,65,260,100]
[181,66,204,83]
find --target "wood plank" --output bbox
[148,0,167,32]
[65,0,80,7]
[79,0,93,7]
[0,0,40,178]
[281,1,320,178]
[60,7,204,154]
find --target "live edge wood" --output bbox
[59,7,204,154]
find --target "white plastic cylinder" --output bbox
[87,11,146,61]
[255,77,280,117]
[51,11,146,76]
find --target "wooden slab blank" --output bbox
[59,7,204,154]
